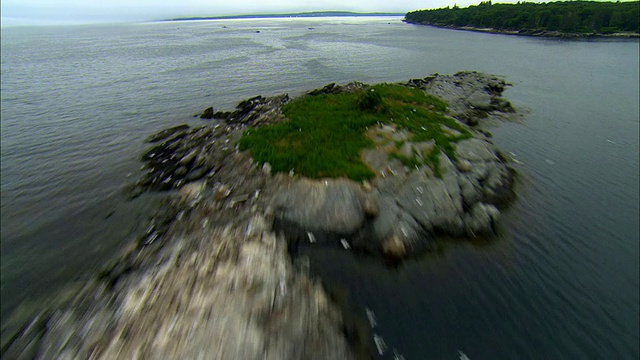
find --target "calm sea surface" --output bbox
[1,17,638,358]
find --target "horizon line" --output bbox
[163,11,406,22]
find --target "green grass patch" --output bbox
[238,83,473,180]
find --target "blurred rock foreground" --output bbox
[2,72,518,359]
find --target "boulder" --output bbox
[480,162,515,206]
[455,138,498,162]
[200,107,214,119]
[351,194,428,256]
[437,152,458,175]
[464,203,500,236]
[410,71,513,125]
[145,124,190,143]
[398,142,414,159]
[467,91,494,111]
[271,178,370,236]
[396,171,464,235]
[458,175,483,207]
[413,141,435,160]
[361,148,407,177]
[308,83,339,96]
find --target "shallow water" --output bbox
[1,17,638,358]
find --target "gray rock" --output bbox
[177,148,199,166]
[409,71,513,125]
[413,141,435,160]
[352,194,428,256]
[179,181,206,202]
[21,225,355,360]
[390,129,410,142]
[396,172,464,235]
[271,178,369,235]
[471,161,489,180]
[362,194,379,217]
[184,166,208,181]
[455,138,498,162]
[392,209,428,253]
[145,124,189,143]
[481,162,515,205]
[467,91,494,111]
[174,166,188,178]
[398,142,414,159]
[456,159,473,172]
[464,203,500,236]
[362,148,407,177]
[200,106,214,119]
[262,162,272,175]
[459,175,482,207]
[440,124,463,137]
[225,94,290,126]
[437,152,458,175]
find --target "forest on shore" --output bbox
[405,1,640,34]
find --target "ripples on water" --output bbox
[1,18,638,358]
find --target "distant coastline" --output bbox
[403,21,640,39]
[405,1,640,39]
[164,11,404,22]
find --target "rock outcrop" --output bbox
[262,73,516,259]
[407,71,514,125]
[2,72,521,359]
[272,136,513,259]
[205,94,290,125]
[271,179,374,235]
[3,158,356,359]
[128,72,516,260]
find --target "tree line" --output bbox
[405,1,640,34]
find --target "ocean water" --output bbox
[1,17,638,358]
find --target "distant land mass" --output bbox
[405,1,640,38]
[165,11,404,22]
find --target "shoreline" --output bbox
[163,12,403,22]
[2,72,520,359]
[404,20,640,39]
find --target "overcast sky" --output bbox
[1,0,524,26]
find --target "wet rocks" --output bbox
[354,194,428,256]
[205,93,291,126]
[308,82,340,96]
[395,172,464,235]
[6,216,355,359]
[265,74,517,258]
[137,125,225,192]
[200,106,214,119]
[307,82,367,96]
[145,124,191,143]
[464,203,500,236]
[134,72,517,259]
[271,178,372,236]
[407,71,514,125]
[455,138,515,205]
[271,132,514,258]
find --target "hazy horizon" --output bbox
[2,0,531,27]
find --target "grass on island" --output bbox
[238,83,472,181]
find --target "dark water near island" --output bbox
[1,17,638,358]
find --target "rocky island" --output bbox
[3,72,518,359]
